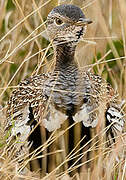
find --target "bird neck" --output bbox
[54,43,77,71]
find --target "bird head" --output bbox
[47,4,92,46]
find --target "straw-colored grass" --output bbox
[0,0,126,179]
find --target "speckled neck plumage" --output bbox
[54,42,77,72]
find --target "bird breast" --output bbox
[44,69,86,115]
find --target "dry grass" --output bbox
[0,0,126,179]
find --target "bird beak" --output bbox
[76,18,93,26]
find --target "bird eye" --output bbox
[55,18,63,25]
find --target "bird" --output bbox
[5,4,125,170]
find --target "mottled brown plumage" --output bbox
[6,4,125,151]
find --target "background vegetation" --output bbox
[0,0,126,179]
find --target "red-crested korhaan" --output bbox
[5,4,125,158]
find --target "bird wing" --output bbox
[81,71,125,144]
[105,103,125,146]
[5,74,50,142]
[77,70,125,123]
[76,71,111,128]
